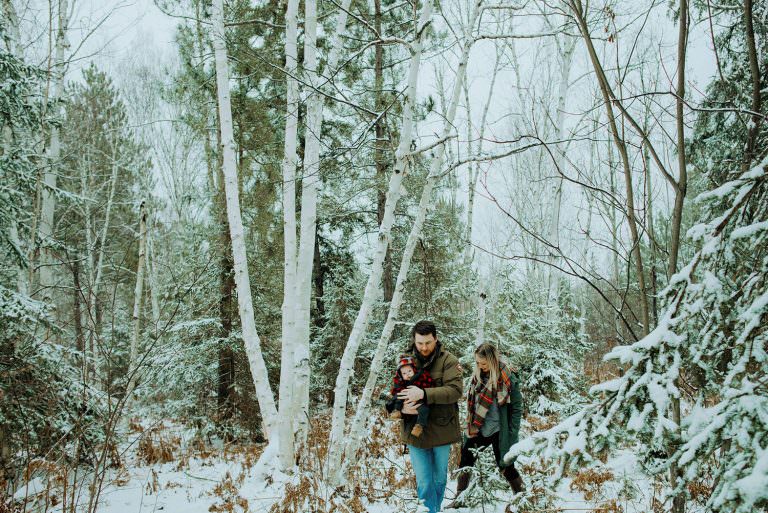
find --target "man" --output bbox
[397,320,463,513]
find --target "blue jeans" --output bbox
[408,444,451,513]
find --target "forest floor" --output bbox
[17,413,705,513]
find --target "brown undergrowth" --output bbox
[136,424,181,465]
[269,409,416,513]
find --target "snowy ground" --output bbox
[15,417,691,513]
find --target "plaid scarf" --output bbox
[466,361,515,436]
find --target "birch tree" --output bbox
[276,0,299,471]
[275,0,356,468]
[210,0,277,435]
[332,0,485,482]
[125,201,147,403]
[325,0,435,481]
[36,0,72,303]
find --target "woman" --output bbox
[446,343,524,508]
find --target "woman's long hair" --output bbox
[473,343,500,391]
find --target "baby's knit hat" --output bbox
[397,355,416,371]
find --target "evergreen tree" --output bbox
[57,63,152,392]
[487,277,591,417]
[509,3,767,507]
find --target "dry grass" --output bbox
[208,472,249,513]
[569,468,615,501]
[526,414,560,432]
[268,409,417,513]
[137,425,180,465]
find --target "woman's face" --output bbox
[475,355,490,373]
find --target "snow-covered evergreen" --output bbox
[508,158,768,512]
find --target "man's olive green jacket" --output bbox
[399,344,463,448]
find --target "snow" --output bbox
[731,220,768,240]
[248,35,265,49]
[734,447,768,509]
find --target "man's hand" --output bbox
[397,386,425,403]
[401,399,419,415]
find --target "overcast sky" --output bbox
[46,0,719,280]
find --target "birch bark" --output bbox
[277,0,299,471]
[464,45,502,267]
[125,201,147,403]
[146,223,161,329]
[292,0,355,448]
[1,0,20,53]
[545,34,575,307]
[38,0,71,303]
[211,0,278,435]
[336,0,482,481]
[325,0,434,481]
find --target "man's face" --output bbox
[414,333,437,358]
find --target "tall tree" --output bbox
[210,0,278,436]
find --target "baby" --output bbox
[386,355,434,437]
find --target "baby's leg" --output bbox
[389,398,405,419]
[416,403,430,426]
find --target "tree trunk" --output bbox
[546,35,576,308]
[37,0,71,304]
[643,110,659,326]
[570,0,650,337]
[211,0,278,436]
[145,226,161,330]
[313,232,326,329]
[375,0,394,303]
[669,1,689,510]
[0,2,24,294]
[668,0,689,280]
[126,201,147,404]
[217,182,236,427]
[326,0,435,481]
[463,45,500,267]
[337,0,481,481]
[72,255,85,362]
[742,0,763,172]
[291,0,356,450]
[1,0,21,54]
[277,0,300,470]
[476,290,487,345]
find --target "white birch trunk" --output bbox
[463,46,502,267]
[211,0,278,435]
[146,223,161,329]
[125,201,147,404]
[292,0,355,448]
[277,0,299,471]
[93,154,119,301]
[325,1,434,481]
[545,35,575,308]
[1,0,21,54]
[335,0,482,482]
[38,0,71,303]
[291,0,320,456]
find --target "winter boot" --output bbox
[389,410,402,420]
[502,466,524,494]
[444,472,470,509]
[410,424,424,437]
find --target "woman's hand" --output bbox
[397,386,425,403]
